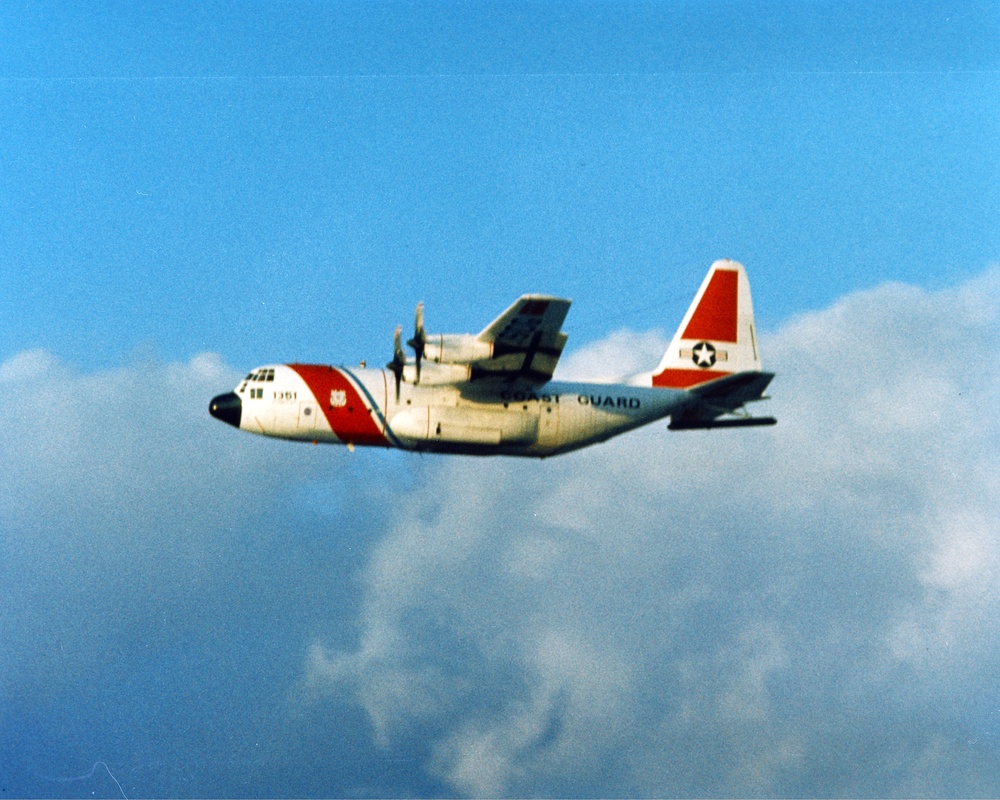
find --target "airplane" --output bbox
[209,259,776,457]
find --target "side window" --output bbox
[242,370,274,396]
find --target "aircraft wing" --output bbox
[471,295,571,385]
[668,371,777,429]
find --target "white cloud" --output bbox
[3,348,442,796]
[0,351,331,698]
[6,268,1000,796]
[554,328,668,382]
[304,266,1000,796]
[0,347,61,381]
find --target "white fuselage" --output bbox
[209,262,776,455]
[225,364,690,458]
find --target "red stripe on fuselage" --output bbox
[682,268,738,343]
[652,368,732,389]
[288,364,389,447]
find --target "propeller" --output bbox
[386,325,406,400]
[406,301,426,384]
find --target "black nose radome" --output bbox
[209,392,242,428]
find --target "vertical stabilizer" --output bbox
[649,260,762,389]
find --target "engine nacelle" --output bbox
[403,360,471,386]
[423,334,493,365]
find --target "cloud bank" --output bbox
[303,267,1000,796]
[0,349,415,796]
[3,267,1000,797]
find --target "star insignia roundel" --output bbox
[691,341,717,368]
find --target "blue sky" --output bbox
[2,1,998,370]
[2,3,1000,798]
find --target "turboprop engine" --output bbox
[387,304,491,397]
[401,359,472,385]
[407,302,492,371]
[389,297,569,395]
[422,333,493,365]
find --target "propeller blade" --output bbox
[414,301,425,338]
[386,325,405,401]
[406,301,425,384]
[394,325,407,367]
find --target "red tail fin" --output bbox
[650,260,762,389]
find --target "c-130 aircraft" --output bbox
[209,260,776,457]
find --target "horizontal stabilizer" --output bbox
[669,416,777,430]
[668,369,776,431]
[688,370,774,404]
